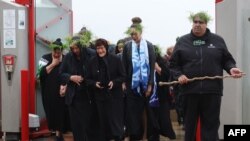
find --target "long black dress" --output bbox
[155,56,176,139]
[60,47,96,141]
[39,53,70,132]
[86,53,126,141]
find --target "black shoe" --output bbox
[56,135,64,141]
[114,136,123,141]
[148,135,160,141]
[50,130,56,136]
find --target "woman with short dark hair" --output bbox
[86,38,126,141]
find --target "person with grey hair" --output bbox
[169,11,243,141]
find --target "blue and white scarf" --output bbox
[131,39,150,96]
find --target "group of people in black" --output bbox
[39,11,243,141]
[39,16,176,141]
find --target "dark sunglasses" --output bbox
[193,20,205,24]
[130,32,138,36]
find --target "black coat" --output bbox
[39,53,69,131]
[156,56,171,103]
[60,48,95,105]
[86,53,126,100]
[169,29,236,95]
[122,40,156,89]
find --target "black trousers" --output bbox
[184,94,221,141]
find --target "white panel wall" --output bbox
[35,0,72,118]
[241,7,250,124]
[0,0,28,132]
[216,0,250,139]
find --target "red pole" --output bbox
[28,0,36,114]
[15,0,36,114]
[21,70,29,141]
[196,117,201,141]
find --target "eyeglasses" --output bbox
[193,20,205,24]
[130,32,138,36]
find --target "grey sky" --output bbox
[73,0,215,51]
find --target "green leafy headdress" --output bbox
[49,38,67,50]
[37,38,66,80]
[65,30,93,48]
[188,11,212,24]
[125,17,143,35]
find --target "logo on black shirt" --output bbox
[208,44,216,48]
[193,40,205,46]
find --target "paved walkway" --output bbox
[32,122,184,141]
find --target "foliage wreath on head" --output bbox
[188,11,212,24]
[65,30,93,48]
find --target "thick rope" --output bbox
[159,73,246,86]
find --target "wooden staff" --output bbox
[159,73,246,86]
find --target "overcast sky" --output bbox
[72,0,215,51]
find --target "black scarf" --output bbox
[97,56,109,88]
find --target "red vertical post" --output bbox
[15,0,36,114]
[196,117,201,141]
[28,0,36,114]
[21,70,29,141]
